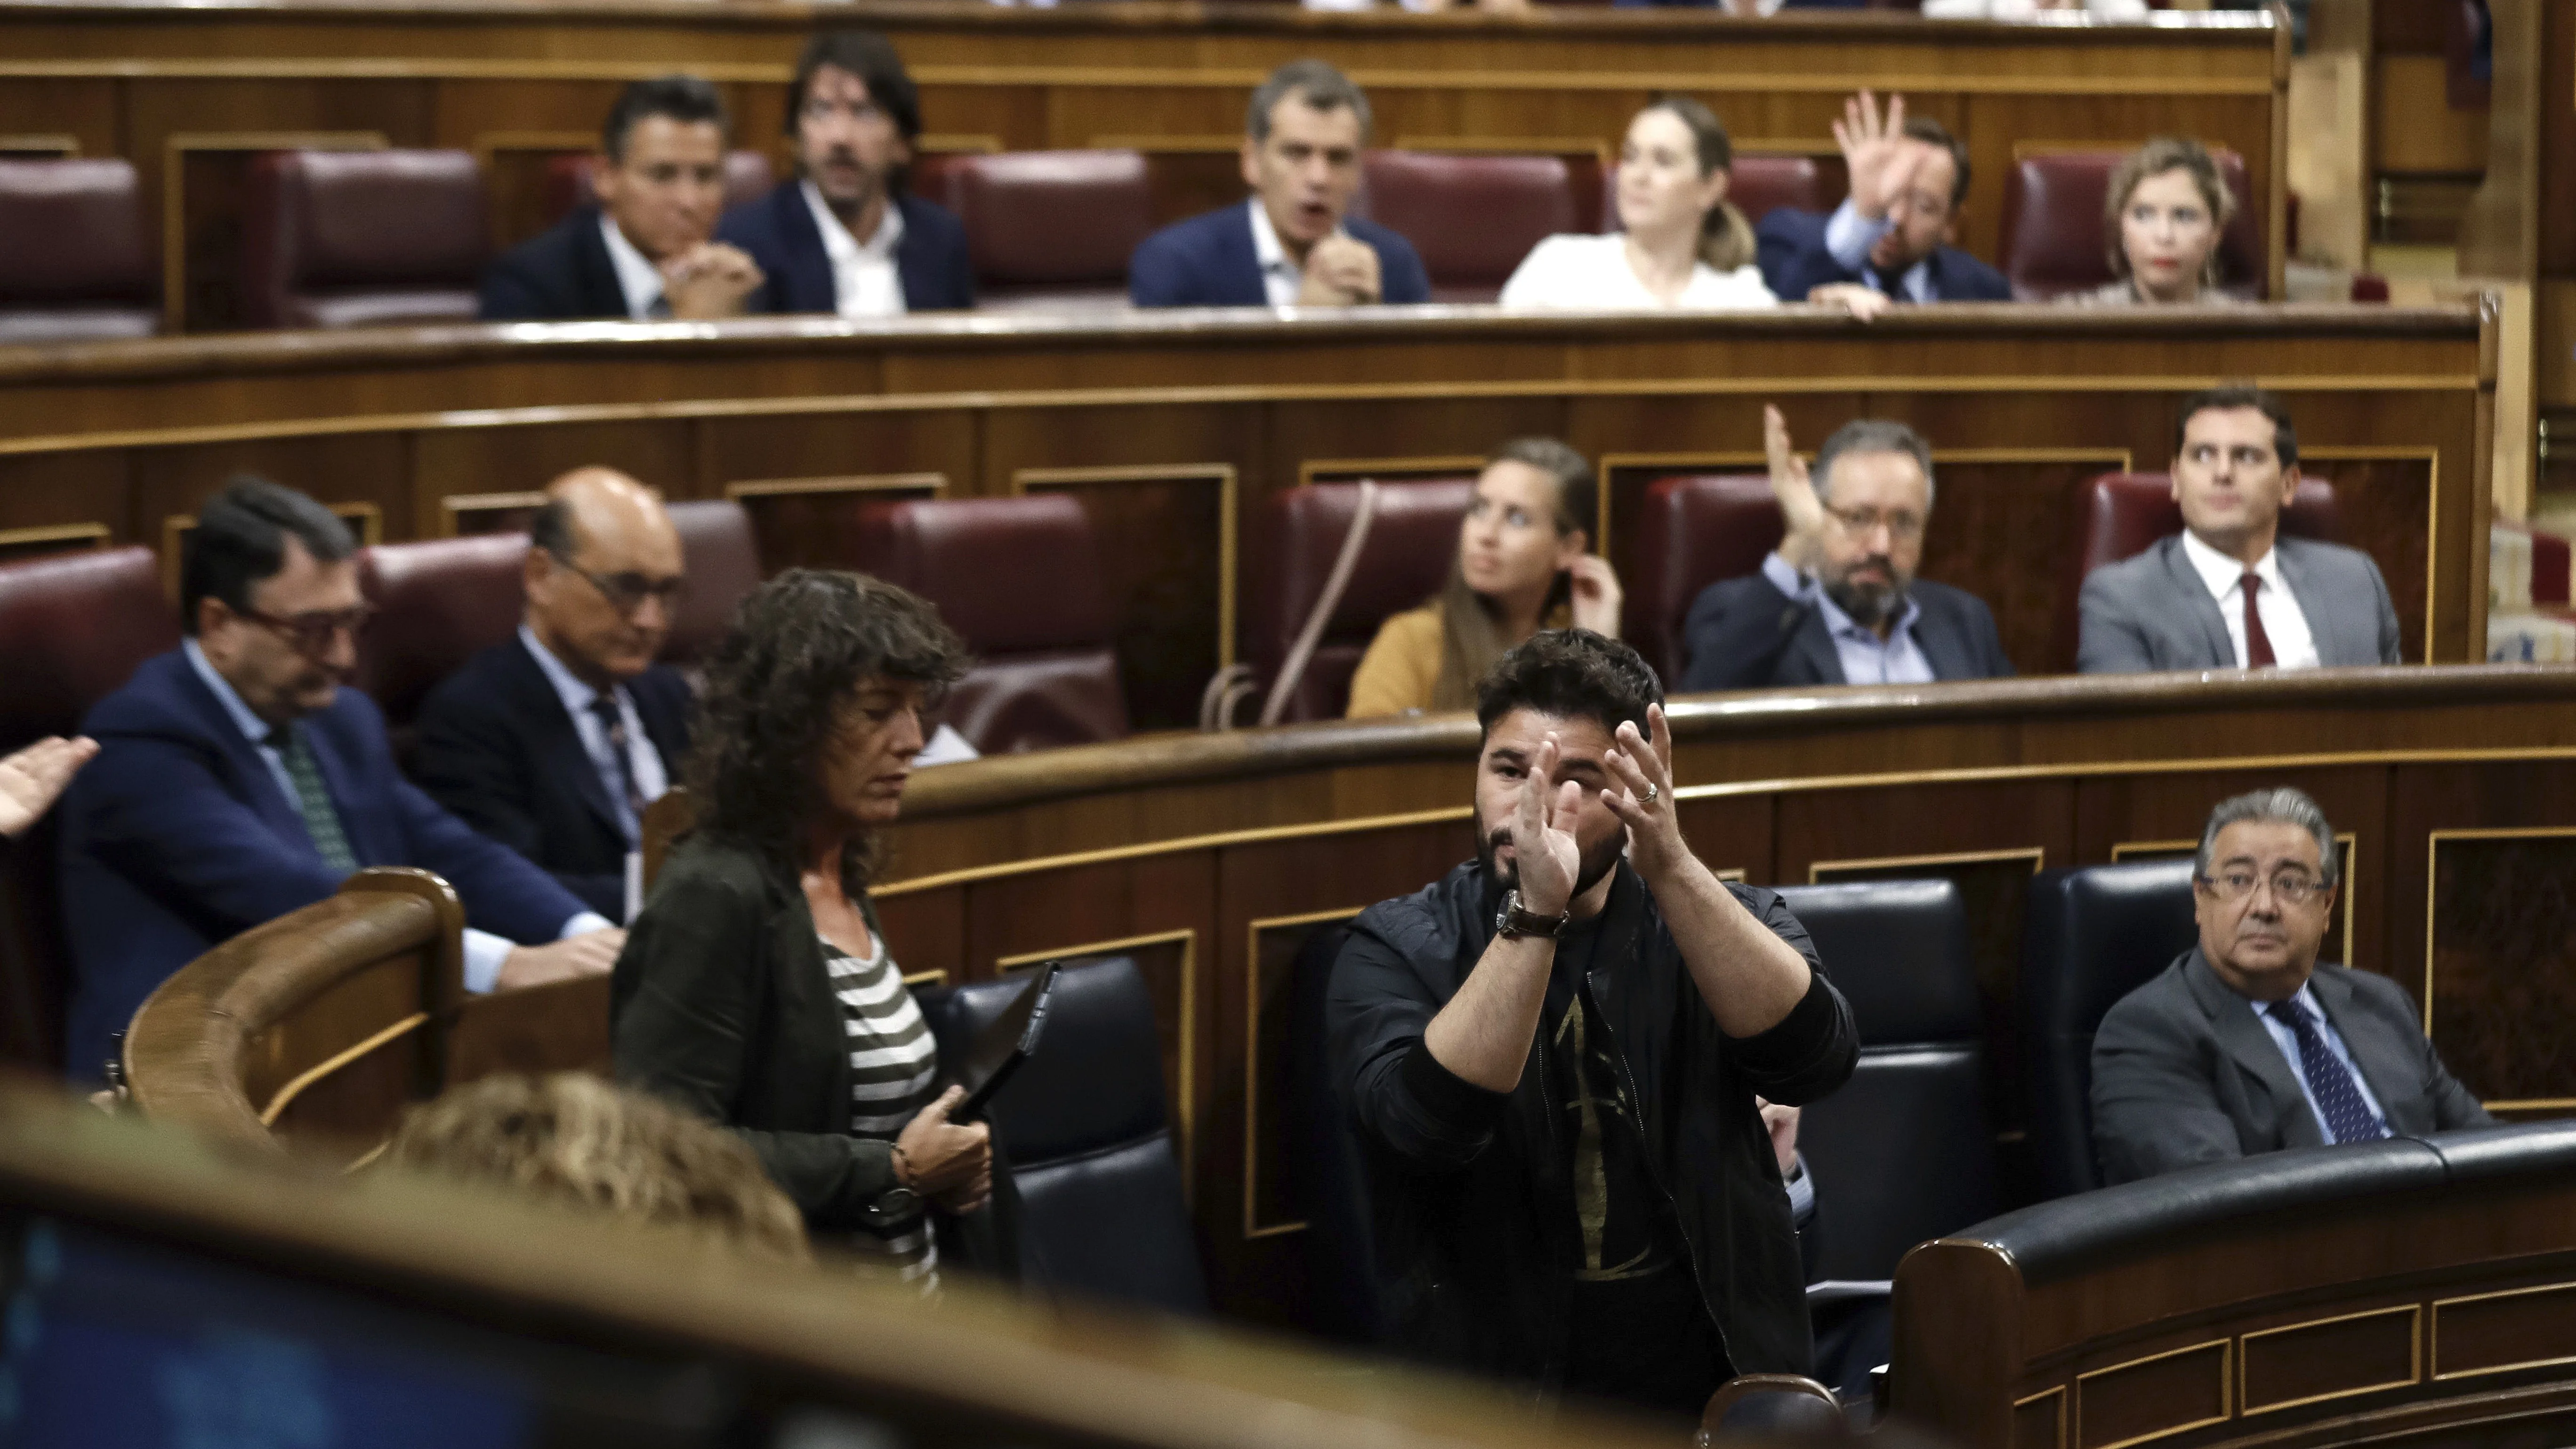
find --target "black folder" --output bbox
[949,960,1063,1123]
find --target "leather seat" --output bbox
[0,159,157,344]
[662,499,761,667]
[1360,151,1578,304]
[0,547,177,1072]
[240,150,489,330]
[1286,920,1383,1344]
[1998,150,2262,301]
[1777,879,2000,1279]
[1597,154,1825,236]
[354,533,529,744]
[850,495,1127,753]
[917,956,1209,1315]
[2020,859,2198,1199]
[1627,473,1778,686]
[2050,471,2340,671]
[541,151,774,227]
[911,151,1151,313]
[1248,479,1474,723]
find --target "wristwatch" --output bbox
[1494,889,1571,941]
[866,1182,923,1226]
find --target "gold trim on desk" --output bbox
[258,1012,430,1127]
[2430,1280,2576,1380]
[0,134,80,157]
[160,129,388,333]
[2300,445,2442,663]
[1013,462,1239,671]
[1242,906,1367,1241]
[2012,1385,2067,1449]
[993,928,1199,1193]
[161,501,381,598]
[0,523,110,554]
[2237,1303,2422,1415]
[1809,846,2046,883]
[1298,455,1487,490]
[2074,1336,2234,1449]
[724,472,949,502]
[437,490,546,536]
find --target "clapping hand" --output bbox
[1834,90,1922,225]
[1508,734,1586,918]
[0,735,96,839]
[1765,404,1828,573]
[1601,705,1687,885]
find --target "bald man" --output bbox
[412,470,692,921]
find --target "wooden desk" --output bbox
[0,0,2288,328]
[0,303,2498,727]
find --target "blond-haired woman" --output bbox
[2072,137,2240,306]
[1498,99,1777,310]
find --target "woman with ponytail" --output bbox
[1498,98,1777,310]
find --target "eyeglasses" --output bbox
[237,604,376,658]
[1823,504,1926,542]
[554,556,686,618]
[2196,869,2329,907]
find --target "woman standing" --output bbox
[612,570,996,1287]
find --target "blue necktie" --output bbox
[2266,999,2388,1144]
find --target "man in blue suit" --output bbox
[1755,93,2010,314]
[1129,60,1429,309]
[717,31,974,317]
[56,478,621,1081]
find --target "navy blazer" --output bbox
[479,208,632,322]
[56,650,591,1081]
[1679,569,2014,692]
[1755,207,2012,306]
[1128,204,1431,308]
[411,636,692,923]
[716,182,976,315]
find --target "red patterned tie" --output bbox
[2240,572,2277,668]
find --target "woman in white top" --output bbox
[1498,98,1779,311]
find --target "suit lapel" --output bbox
[572,210,629,318]
[167,656,322,854]
[1789,605,1847,684]
[1909,591,1971,679]
[2274,539,2343,666]
[2160,537,2240,668]
[2306,968,2410,1130]
[2182,949,2327,1149]
[1220,207,1267,306]
[506,638,623,839]
[774,184,839,314]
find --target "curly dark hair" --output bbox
[686,570,967,891]
[1474,628,1664,743]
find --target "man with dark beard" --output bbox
[1326,630,1856,1424]
[1679,408,2011,691]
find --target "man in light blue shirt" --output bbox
[2090,787,2495,1184]
[1754,93,2011,312]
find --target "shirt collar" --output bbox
[2180,526,2282,603]
[519,624,610,716]
[2250,980,2325,1024]
[801,180,904,262]
[1246,198,1298,279]
[596,213,666,320]
[183,637,282,748]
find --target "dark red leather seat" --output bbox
[1998,149,2263,302]
[240,149,490,330]
[850,495,1127,753]
[911,150,1151,313]
[2049,471,2340,671]
[354,533,529,738]
[663,499,762,667]
[0,159,157,344]
[1625,474,1778,687]
[0,547,177,1071]
[1360,151,1579,304]
[541,151,775,227]
[1599,155,1827,236]
[1248,479,1474,723]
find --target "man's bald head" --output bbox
[525,467,686,687]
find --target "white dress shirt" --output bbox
[1247,199,1304,307]
[1820,200,1935,304]
[801,181,908,318]
[518,626,669,846]
[597,214,667,320]
[1497,233,1779,310]
[1760,552,1937,684]
[2179,529,2321,669]
[182,639,607,993]
[2251,985,2389,1142]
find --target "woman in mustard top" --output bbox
[1345,438,1625,717]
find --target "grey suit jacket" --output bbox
[2090,949,2495,1184]
[2076,534,2402,673]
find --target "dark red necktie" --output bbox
[2240,572,2277,668]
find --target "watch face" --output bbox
[876,1186,922,1219]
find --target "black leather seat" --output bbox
[918,956,1208,1315]
[1778,879,2000,1280]
[2020,860,2199,1200]
[1286,921,1384,1344]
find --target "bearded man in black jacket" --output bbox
[1325,629,1857,1423]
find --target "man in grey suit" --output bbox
[2092,788,2492,1185]
[2077,387,2403,673]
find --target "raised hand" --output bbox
[1510,734,1586,917]
[1833,89,1916,222]
[1566,555,1625,637]
[1765,404,1828,572]
[1602,704,1687,885]
[0,735,96,838]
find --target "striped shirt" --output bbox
[825,932,941,1286]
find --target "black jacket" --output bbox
[611,834,1017,1271]
[479,208,632,321]
[1679,570,2012,692]
[1325,860,1857,1386]
[716,183,976,314]
[410,635,691,922]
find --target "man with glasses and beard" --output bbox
[1326,630,1856,1424]
[414,468,692,922]
[1679,408,2010,691]
[56,477,621,1083]
[2090,788,2493,1185]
